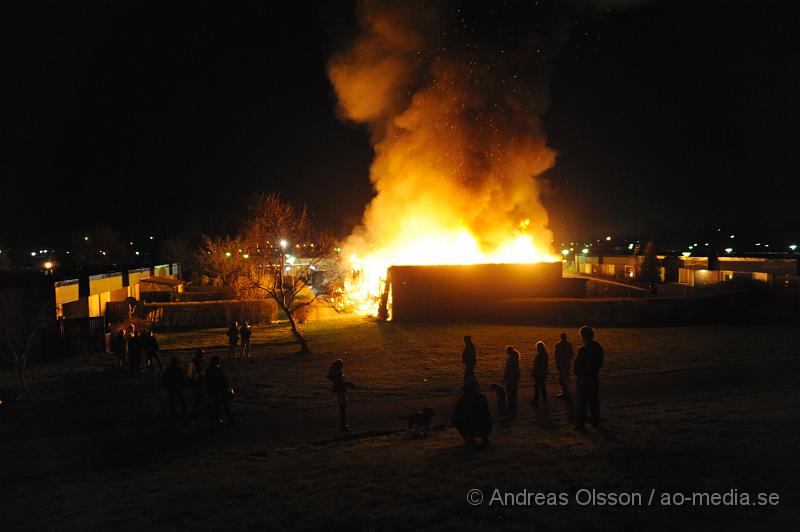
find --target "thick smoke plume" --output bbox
[329,0,570,266]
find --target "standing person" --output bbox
[452,381,493,447]
[205,356,236,424]
[574,326,605,430]
[163,357,186,425]
[142,330,163,372]
[187,349,206,419]
[227,322,239,360]
[532,341,549,407]
[555,332,574,399]
[327,359,356,433]
[111,329,127,370]
[462,335,477,386]
[127,330,143,375]
[239,321,252,359]
[503,346,520,418]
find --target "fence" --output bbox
[57,316,106,353]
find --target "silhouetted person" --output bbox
[503,346,520,417]
[532,341,548,407]
[127,330,142,374]
[574,326,605,430]
[489,384,506,419]
[111,329,126,370]
[227,322,239,360]
[205,356,235,424]
[239,321,252,359]
[452,381,492,446]
[462,335,477,385]
[163,357,186,424]
[187,348,206,418]
[555,333,574,399]
[327,359,355,432]
[142,330,163,372]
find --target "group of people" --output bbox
[109,324,162,374]
[162,348,237,426]
[226,321,253,360]
[453,326,605,446]
[325,325,605,444]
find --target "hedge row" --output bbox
[144,299,279,329]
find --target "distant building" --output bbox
[55,263,181,319]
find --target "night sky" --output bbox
[2,0,798,252]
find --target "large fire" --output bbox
[328,1,563,315]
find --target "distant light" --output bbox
[724,247,733,254]
[135,251,140,256]
[790,244,798,251]
[688,245,693,249]
[605,236,612,241]
[764,244,770,248]
[755,243,761,246]
[84,236,89,241]
[225,252,231,257]
[44,261,53,269]
[730,235,735,239]
[30,252,36,257]
[129,242,133,245]
[682,252,691,257]
[43,249,47,253]
[149,236,154,240]
[581,248,589,255]
[704,243,709,246]
[627,244,634,250]
[242,254,250,259]
[561,249,569,256]
[280,240,288,249]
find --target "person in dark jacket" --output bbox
[503,346,520,418]
[205,356,235,424]
[555,332,574,399]
[532,341,549,407]
[462,335,477,385]
[163,357,186,424]
[574,326,605,430]
[111,329,126,370]
[327,359,356,432]
[187,348,206,418]
[227,322,239,360]
[142,330,163,372]
[239,321,252,359]
[452,381,492,446]
[127,330,143,375]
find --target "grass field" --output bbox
[1,315,799,530]
[2,315,798,423]
[6,385,797,531]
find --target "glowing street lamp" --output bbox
[724,247,733,254]
[561,249,569,256]
[280,239,288,249]
[581,248,589,255]
[790,244,797,251]
[43,261,53,270]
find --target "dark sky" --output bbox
[2,0,798,251]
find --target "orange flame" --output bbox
[329,1,559,314]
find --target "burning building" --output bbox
[385,262,586,322]
[329,1,574,314]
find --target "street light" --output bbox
[280,239,288,249]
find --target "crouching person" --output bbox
[452,381,493,447]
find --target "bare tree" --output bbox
[0,297,56,399]
[236,193,340,352]
[197,234,249,288]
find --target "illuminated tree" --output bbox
[236,194,340,352]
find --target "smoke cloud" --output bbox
[329,0,572,265]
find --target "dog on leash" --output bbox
[399,408,434,437]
